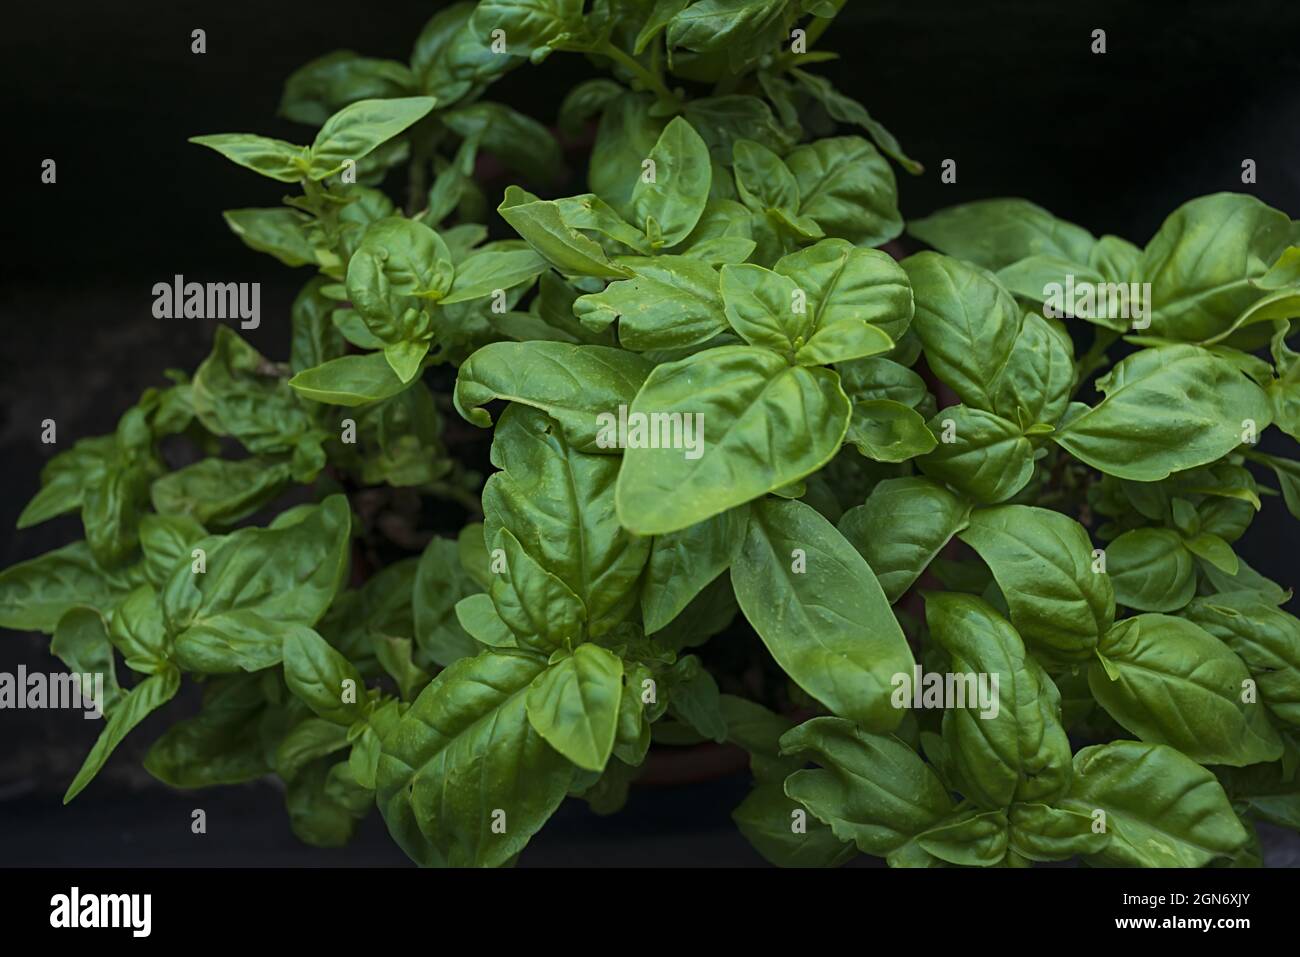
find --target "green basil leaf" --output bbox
[575,256,726,351]
[455,340,652,450]
[499,186,634,279]
[151,457,292,527]
[776,238,913,345]
[733,781,857,867]
[454,593,517,649]
[1007,803,1107,863]
[732,498,915,730]
[525,643,624,771]
[1091,614,1282,766]
[0,541,141,634]
[915,806,1009,867]
[630,116,711,247]
[279,50,415,124]
[903,252,1020,411]
[64,667,181,803]
[289,352,411,407]
[307,97,436,179]
[733,138,799,215]
[107,583,170,672]
[992,312,1075,427]
[223,208,317,267]
[484,405,650,638]
[377,649,573,867]
[786,136,902,247]
[1054,345,1271,480]
[283,626,367,725]
[1107,527,1196,612]
[1142,192,1293,341]
[844,399,936,463]
[290,278,348,373]
[163,497,351,674]
[720,262,809,352]
[616,346,850,534]
[193,329,322,453]
[959,505,1115,665]
[1058,740,1248,867]
[780,716,954,858]
[51,607,123,713]
[189,133,307,182]
[144,674,271,787]
[441,248,547,305]
[642,505,748,634]
[139,513,207,589]
[838,477,970,604]
[488,527,586,652]
[1183,592,1300,727]
[917,405,1034,504]
[926,592,1072,807]
[413,3,518,105]
[471,0,585,58]
[413,536,482,667]
[664,654,727,743]
[907,198,1097,271]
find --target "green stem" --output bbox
[1073,328,1120,393]
[598,40,680,110]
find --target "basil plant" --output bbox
[5,0,1300,869]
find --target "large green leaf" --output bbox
[615,345,850,535]
[483,405,650,638]
[1090,614,1282,766]
[731,498,914,730]
[907,198,1097,271]
[162,497,351,674]
[775,238,913,345]
[1141,192,1293,342]
[780,717,954,860]
[630,116,711,247]
[917,405,1034,504]
[455,341,652,450]
[1053,345,1271,480]
[926,593,1072,807]
[1182,592,1300,727]
[307,97,436,179]
[0,541,141,634]
[787,137,901,247]
[1058,740,1248,867]
[574,256,727,352]
[902,252,1020,411]
[959,505,1114,665]
[732,781,857,868]
[377,649,573,867]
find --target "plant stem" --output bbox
[1073,328,1119,392]
[598,40,680,111]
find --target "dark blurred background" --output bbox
[2,0,1298,866]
